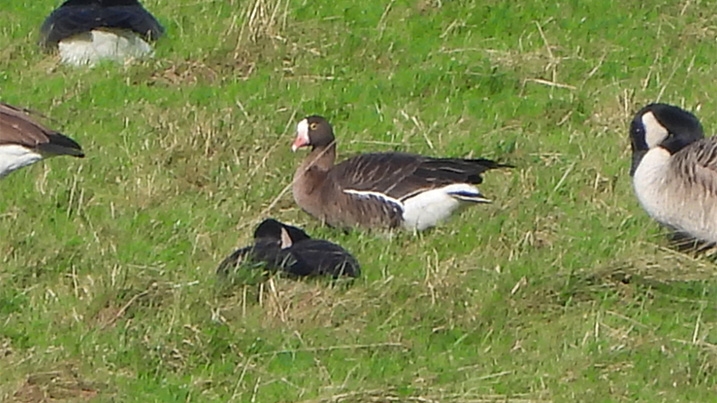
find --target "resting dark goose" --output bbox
[39,0,165,67]
[629,103,717,245]
[291,115,512,230]
[0,102,84,179]
[216,218,360,279]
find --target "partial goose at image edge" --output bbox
[0,101,84,179]
[629,102,717,246]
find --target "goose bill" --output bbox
[291,135,308,152]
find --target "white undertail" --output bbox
[0,145,44,178]
[402,183,487,230]
[58,29,154,67]
[345,183,489,231]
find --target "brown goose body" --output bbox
[291,116,511,230]
[0,102,84,178]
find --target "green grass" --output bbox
[2,0,717,401]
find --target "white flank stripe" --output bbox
[58,29,154,67]
[343,189,404,209]
[0,145,44,178]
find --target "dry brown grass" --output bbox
[12,367,103,403]
[239,0,290,44]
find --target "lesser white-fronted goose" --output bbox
[39,0,165,67]
[0,102,84,179]
[216,219,361,279]
[291,115,512,230]
[629,103,717,245]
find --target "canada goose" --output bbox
[39,0,165,67]
[216,219,361,278]
[0,102,84,179]
[628,102,717,244]
[291,115,512,230]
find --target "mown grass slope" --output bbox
[2,0,717,401]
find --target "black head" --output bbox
[253,219,311,248]
[60,0,142,7]
[291,115,335,151]
[629,103,704,175]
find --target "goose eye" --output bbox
[309,122,318,130]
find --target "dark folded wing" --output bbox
[331,152,510,201]
[414,157,512,186]
[286,240,361,278]
[329,153,422,197]
[216,246,252,276]
[40,4,165,47]
[216,240,292,276]
[0,103,84,157]
[37,133,85,157]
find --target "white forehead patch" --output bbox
[292,118,311,151]
[296,119,309,140]
[642,111,669,149]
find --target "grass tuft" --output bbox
[4,0,717,401]
[240,0,290,44]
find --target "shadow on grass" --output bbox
[520,256,717,313]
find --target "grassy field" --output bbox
[1,0,717,401]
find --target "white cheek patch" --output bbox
[280,228,293,249]
[642,111,669,149]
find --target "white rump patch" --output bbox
[0,145,43,178]
[642,111,669,149]
[58,29,154,67]
[402,183,485,230]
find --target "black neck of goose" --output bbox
[630,135,696,176]
[661,135,697,155]
[62,0,141,6]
